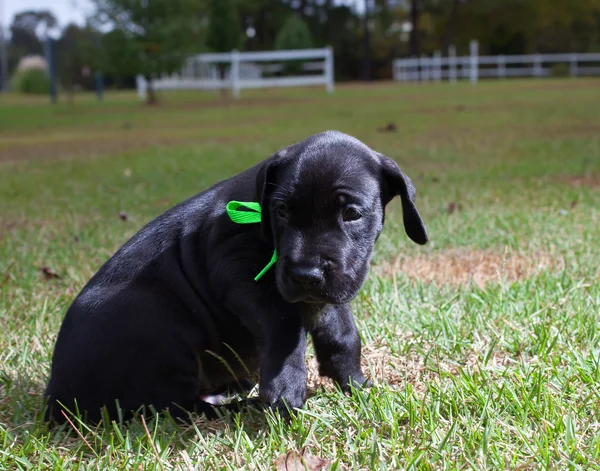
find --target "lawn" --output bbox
[1,78,600,470]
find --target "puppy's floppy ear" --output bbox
[255,149,289,241]
[377,152,428,245]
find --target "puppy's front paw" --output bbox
[339,375,372,394]
[260,382,307,418]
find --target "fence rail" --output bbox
[136,47,334,99]
[393,42,600,83]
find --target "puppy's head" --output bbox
[256,130,427,305]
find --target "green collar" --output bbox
[226,200,278,281]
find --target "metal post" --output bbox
[45,37,57,103]
[469,39,479,85]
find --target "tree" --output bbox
[57,24,101,102]
[206,0,241,53]
[362,0,372,80]
[90,0,203,104]
[206,0,242,96]
[10,10,58,53]
[275,14,313,74]
[8,10,59,75]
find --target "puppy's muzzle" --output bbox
[286,263,324,288]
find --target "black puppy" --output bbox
[44,130,428,424]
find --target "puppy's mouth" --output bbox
[277,280,356,306]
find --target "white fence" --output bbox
[393,40,600,84]
[136,47,334,99]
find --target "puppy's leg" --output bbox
[257,315,308,416]
[310,304,372,393]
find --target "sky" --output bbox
[1,0,365,30]
[2,0,94,29]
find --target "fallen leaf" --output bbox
[119,211,129,221]
[447,202,457,214]
[40,266,61,280]
[570,200,578,209]
[274,447,330,471]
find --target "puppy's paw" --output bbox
[260,387,307,420]
[339,375,372,394]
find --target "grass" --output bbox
[1,78,600,469]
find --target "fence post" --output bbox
[325,46,335,93]
[469,39,479,85]
[569,53,577,77]
[421,54,429,82]
[231,49,240,98]
[434,50,441,82]
[449,45,457,83]
[498,54,505,79]
[533,54,542,77]
[135,75,146,101]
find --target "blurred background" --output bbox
[1,0,600,98]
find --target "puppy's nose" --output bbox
[288,264,324,286]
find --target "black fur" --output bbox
[43,130,428,424]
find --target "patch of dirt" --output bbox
[561,175,600,189]
[306,335,516,398]
[377,248,564,287]
[306,342,431,395]
[0,135,243,163]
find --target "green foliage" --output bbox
[274,14,313,75]
[275,14,313,51]
[89,0,204,101]
[10,68,50,94]
[8,0,600,84]
[206,0,242,53]
[57,24,102,92]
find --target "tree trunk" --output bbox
[362,0,372,80]
[442,0,461,54]
[409,0,420,57]
[145,74,157,105]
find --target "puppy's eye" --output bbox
[276,205,289,220]
[342,207,362,222]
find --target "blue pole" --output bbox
[95,72,103,101]
[46,37,57,104]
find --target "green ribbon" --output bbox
[226,200,278,281]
